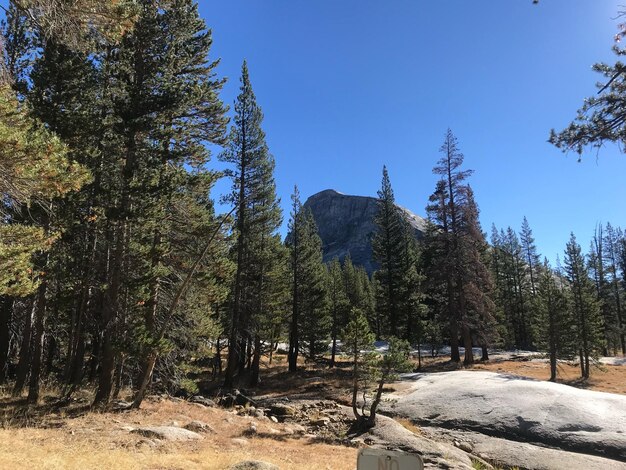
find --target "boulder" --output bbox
[231,438,249,446]
[386,371,626,461]
[442,428,626,470]
[184,421,215,434]
[130,426,203,441]
[366,415,475,469]
[220,390,257,408]
[310,417,330,427]
[189,396,216,407]
[291,423,307,434]
[268,403,296,418]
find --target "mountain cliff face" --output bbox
[303,189,426,274]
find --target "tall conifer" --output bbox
[372,166,406,337]
[564,234,604,379]
[221,60,280,388]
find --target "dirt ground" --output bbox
[470,358,626,395]
[0,390,357,470]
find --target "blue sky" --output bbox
[203,1,626,262]
[6,1,622,261]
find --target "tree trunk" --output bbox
[214,337,222,377]
[44,334,56,376]
[64,334,85,399]
[481,345,489,361]
[87,334,100,382]
[578,349,584,378]
[367,372,387,428]
[288,326,299,372]
[94,219,126,408]
[131,350,157,409]
[27,278,48,404]
[449,308,460,362]
[351,352,360,420]
[462,326,474,365]
[245,336,253,371]
[65,311,86,394]
[417,341,422,369]
[238,337,248,374]
[93,331,115,407]
[13,299,35,397]
[0,296,13,384]
[549,347,557,382]
[268,340,274,366]
[249,334,261,387]
[112,354,124,399]
[224,336,239,389]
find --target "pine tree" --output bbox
[520,217,541,296]
[533,259,575,381]
[564,234,604,379]
[588,225,615,355]
[372,166,407,337]
[400,228,426,352]
[549,43,626,159]
[502,227,533,349]
[221,60,280,388]
[327,257,349,367]
[246,233,290,385]
[1,27,91,402]
[7,0,138,50]
[603,223,625,354]
[251,235,290,375]
[489,225,514,348]
[425,130,493,364]
[341,307,375,421]
[357,267,377,337]
[366,337,412,427]
[287,188,328,368]
[298,210,330,360]
[458,186,496,364]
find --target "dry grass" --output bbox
[470,358,626,395]
[395,417,423,436]
[0,395,357,470]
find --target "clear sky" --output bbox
[203,0,626,262]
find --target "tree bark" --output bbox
[13,299,35,397]
[351,351,360,420]
[462,326,474,366]
[549,347,557,382]
[27,278,47,404]
[449,310,460,363]
[249,334,261,387]
[131,351,157,409]
[0,296,13,384]
[367,372,388,428]
[578,349,584,378]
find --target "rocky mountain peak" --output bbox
[303,189,425,274]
